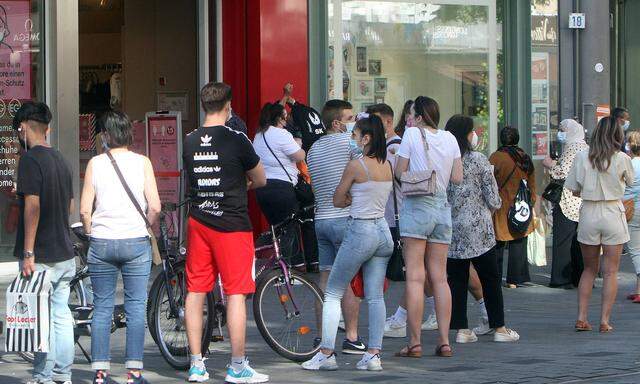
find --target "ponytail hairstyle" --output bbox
[414,96,440,129]
[589,116,624,172]
[354,113,387,163]
[258,102,286,133]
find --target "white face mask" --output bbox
[623,120,631,131]
[557,131,567,143]
[625,143,631,153]
[469,131,479,149]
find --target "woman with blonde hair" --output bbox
[566,116,634,332]
[623,131,640,302]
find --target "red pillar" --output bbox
[221,0,309,234]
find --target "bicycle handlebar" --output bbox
[271,205,314,232]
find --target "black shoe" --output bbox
[342,338,366,355]
[93,371,121,384]
[126,372,150,384]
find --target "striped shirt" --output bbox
[307,133,352,220]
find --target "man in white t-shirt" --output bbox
[307,100,367,354]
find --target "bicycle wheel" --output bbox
[253,269,324,362]
[19,279,87,364]
[148,261,214,370]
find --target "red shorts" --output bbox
[186,217,256,295]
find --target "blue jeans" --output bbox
[320,218,393,351]
[19,258,76,383]
[315,217,349,272]
[88,237,152,370]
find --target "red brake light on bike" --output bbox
[279,294,289,303]
[297,326,311,335]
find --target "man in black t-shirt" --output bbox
[13,101,76,384]
[183,82,268,383]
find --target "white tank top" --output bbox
[91,151,149,239]
[349,158,392,219]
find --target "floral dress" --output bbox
[550,142,588,222]
[447,151,502,259]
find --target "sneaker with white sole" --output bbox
[301,351,339,371]
[473,318,494,336]
[225,361,269,383]
[383,316,407,338]
[455,329,478,344]
[421,314,438,330]
[494,328,520,342]
[188,364,210,382]
[356,354,382,371]
[342,338,366,354]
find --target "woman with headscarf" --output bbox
[543,119,589,288]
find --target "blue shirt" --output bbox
[623,157,640,202]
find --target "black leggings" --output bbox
[447,248,505,330]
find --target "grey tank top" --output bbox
[349,158,393,219]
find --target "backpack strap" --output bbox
[499,164,518,190]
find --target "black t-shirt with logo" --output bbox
[14,146,74,263]
[183,125,260,232]
[288,101,326,153]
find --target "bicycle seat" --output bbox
[70,223,90,243]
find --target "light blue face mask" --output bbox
[349,138,361,155]
[557,131,566,143]
[623,120,631,131]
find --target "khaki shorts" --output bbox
[577,200,629,246]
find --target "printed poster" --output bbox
[147,114,181,204]
[0,1,33,101]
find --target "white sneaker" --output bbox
[494,328,520,342]
[301,352,339,371]
[421,314,438,330]
[225,361,269,383]
[356,353,382,371]
[473,318,494,335]
[455,329,478,344]
[383,316,407,338]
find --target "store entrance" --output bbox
[78,0,200,180]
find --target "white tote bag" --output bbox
[527,217,548,267]
[5,270,52,353]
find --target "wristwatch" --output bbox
[23,250,35,259]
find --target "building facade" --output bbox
[0,0,637,267]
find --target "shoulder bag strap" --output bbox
[419,128,435,171]
[389,161,400,228]
[386,138,402,148]
[262,131,294,183]
[499,164,518,190]
[106,151,152,228]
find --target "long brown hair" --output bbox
[588,116,623,172]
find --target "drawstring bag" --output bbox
[508,179,533,233]
[350,268,390,298]
[5,271,52,353]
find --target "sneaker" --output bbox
[313,337,321,348]
[301,352,339,371]
[421,314,438,330]
[342,338,366,354]
[455,329,478,344]
[56,382,73,384]
[494,328,520,342]
[383,316,406,338]
[126,373,150,384]
[356,353,382,371]
[188,364,210,382]
[473,318,494,336]
[94,372,120,384]
[225,361,269,383]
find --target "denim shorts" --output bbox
[399,194,452,244]
[315,217,349,271]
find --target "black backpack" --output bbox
[502,166,532,233]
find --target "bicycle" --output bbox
[147,203,324,369]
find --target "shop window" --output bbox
[0,0,45,262]
[327,0,499,155]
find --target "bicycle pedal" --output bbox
[211,335,224,342]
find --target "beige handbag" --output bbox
[400,127,437,197]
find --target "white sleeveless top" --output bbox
[349,158,392,219]
[91,151,149,239]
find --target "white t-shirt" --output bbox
[253,126,301,184]
[397,127,461,193]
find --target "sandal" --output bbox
[435,344,453,357]
[575,320,592,332]
[599,324,613,333]
[395,344,422,358]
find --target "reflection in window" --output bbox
[328,0,498,155]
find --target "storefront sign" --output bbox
[0,1,33,100]
[146,112,182,205]
[531,52,550,160]
[531,16,558,47]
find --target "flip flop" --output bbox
[395,344,422,358]
[575,320,592,332]
[599,324,613,333]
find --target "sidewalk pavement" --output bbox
[1,252,640,384]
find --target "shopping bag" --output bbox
[5,271,52,353]
[527,217,547,267]
[350,268,390,298]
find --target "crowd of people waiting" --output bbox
[11,80,636,383]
